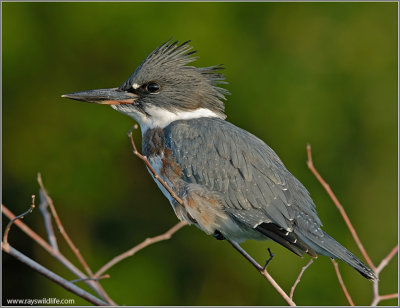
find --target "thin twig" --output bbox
[1,242,108,306]
[371,244,398,306]
[227,239,264,271]
[306,144,375,270]
[375,244,398,274]
[2,204,54,253]
[290,259,314,300]
[261,269,296,306]
[307,144,398,306]
[378,293,398,301]
[37,173,93,275]
[331,259,354,306]
[70,275,110,284]
[371,293,399,306]
[94,221,188,278]
[262,248,275,270]
[227,240,296,306]
[36,173,116,305]
[3,196,36,244]
[2,204,113,302]
[39,190,58,250]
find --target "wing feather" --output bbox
[164,118,321,235]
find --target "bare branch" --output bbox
[36,173,116,305]
[307,144,398,306]
[261,269,296,306]
[2,204,113,302]
[37,173,93,275]
[331,259,354,306]
[3,195,36,244]
[371,292,399,306]
[39,190,58,250]
[378,293,398,301]
[371,244,398,306]
[290,259,313,300]
[2,204,54,254]
[95,221,188,278]
[306,144,375,270]
[70,274,110,284]
[227,240,296,306]
[2,242,108,306]
[375,244,398,274]
[227,240,264,271]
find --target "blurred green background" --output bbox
[2,2,398,306]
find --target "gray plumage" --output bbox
[119,40,229,118]
[63,39,377,281]
[160,117,375,279]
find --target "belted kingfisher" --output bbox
[63,40,376,280]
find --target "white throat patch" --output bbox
[112,105,223,134]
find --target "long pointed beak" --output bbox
[61,88,138,105]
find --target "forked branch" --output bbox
[3,139,396,306]
[2,200,109,305]
[2,176,186,306]
[306,144,398,306]
[37,174,115,305]
[306,144,374,270]
[290,259,313,300]
[94,221,187,278]
[2,242,108,306]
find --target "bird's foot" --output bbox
[213,230,225,240]
[262,248,274,271]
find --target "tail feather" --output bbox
[254,222,376,280]
[255,223,318,258]
[298,231,377,281]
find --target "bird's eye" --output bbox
[146,82,160,93]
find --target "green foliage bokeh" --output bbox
[2,2,397,306]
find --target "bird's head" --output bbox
[62,40,229,133]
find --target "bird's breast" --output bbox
[143,127,183,182]
[143,127,188,212]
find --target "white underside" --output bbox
[111,105,223,134]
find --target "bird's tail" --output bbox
[298,231,377,281]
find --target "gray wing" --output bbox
[164,117,323,255]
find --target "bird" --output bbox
[62,39,376,281]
